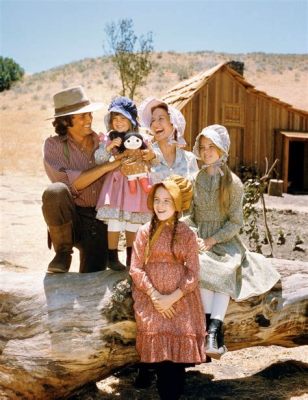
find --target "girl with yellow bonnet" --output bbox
[130,175,206,400]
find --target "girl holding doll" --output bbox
[95,97,154,270]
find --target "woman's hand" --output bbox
[106,137,122,152]
[141,148,156,161]
[198,237,217,252]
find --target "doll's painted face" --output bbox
[153,186,175,221]
[111,113,131,133]
[199,136,221,165]
[123,135,143,150]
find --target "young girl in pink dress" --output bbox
[130,175,205,400]
[95,97,154,270]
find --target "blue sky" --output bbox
[1,0,307,73]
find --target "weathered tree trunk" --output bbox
[268,179,284,197]
[0,259,307,399]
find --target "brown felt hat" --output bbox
[48,86,104,119]
[147,175,193,212]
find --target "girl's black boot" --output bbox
[205,314,212,363]
[206,319,227,360]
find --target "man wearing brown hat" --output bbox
[42,86,121,273]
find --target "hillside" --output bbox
[0,51,307,175]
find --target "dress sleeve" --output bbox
[152,147,165,164]
[178,229,200,295]
[146,140,159,166]
[181,151,199,181]
[129,226,154,294]
[212,178,244,243]
[188,153,199,178]
[181,174,199,232]
[181,200,199,235]
[94,143,111,164]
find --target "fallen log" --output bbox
[0,258,307,399]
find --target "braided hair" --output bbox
[219,163,233,214]
[148,213,160,243]
[148,209,180,261]
[170,211,179,260]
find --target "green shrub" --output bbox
[0,57,24,91]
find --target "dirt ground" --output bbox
[243,194,308,262]
[0,174,307,400]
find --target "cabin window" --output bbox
[222,103,244,126]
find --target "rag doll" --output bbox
[112,131,152,194]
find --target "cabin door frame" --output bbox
[282,136,308,193]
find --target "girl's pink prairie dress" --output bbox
[95,133,152,225]
[130,221,206,363]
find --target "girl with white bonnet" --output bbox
[139,97,199,183]
[186,124,280,360]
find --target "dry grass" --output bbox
[0,51,307,176]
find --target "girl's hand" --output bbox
[197,237,205,251]
[151,289,183,313]
[147,289,177,318]
[198,237,217,252]
[152,301,176,319]
[160,306,176,319]
[106,137,122,152]
[147,288,161,300]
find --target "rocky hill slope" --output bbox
[0,51,307,175]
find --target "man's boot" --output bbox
[126,246,133,268]
[47,221,73,273]
[206,319,228,360]
[108,249,126,271]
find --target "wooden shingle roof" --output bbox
[162,62,308,116]
[161,63,225,108]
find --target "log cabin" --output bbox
[162,62,308,193]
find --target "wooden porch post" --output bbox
[283,137,289,193]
